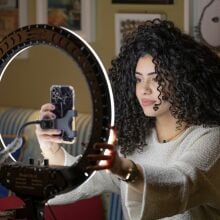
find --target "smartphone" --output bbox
[50,85,76,143]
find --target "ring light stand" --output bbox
[0,24,115,219]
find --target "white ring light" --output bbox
[0,24,115,200]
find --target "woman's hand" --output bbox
[36,103,63,145]
[35,103,65,165]
[87,129,144,192]
[86,129,131,179]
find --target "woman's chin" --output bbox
[142,110,158,117]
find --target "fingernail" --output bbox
[51,114,56,119]
[56,130,61,134]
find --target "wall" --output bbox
[0,0,184,113]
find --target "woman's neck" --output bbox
[155,114,187,143]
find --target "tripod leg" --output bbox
[15,198,45,220]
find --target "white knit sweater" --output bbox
[48,125,220,220]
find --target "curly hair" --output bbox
[109,19,220,156]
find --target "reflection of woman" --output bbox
[36,19,220,219]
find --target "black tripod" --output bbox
[8,196,45,220]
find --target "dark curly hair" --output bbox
[109,19,220,156]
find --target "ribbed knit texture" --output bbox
[49,125,220,220]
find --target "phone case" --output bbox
[50,85,76,143]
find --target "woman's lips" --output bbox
[141,99,156,107]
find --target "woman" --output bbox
[36,19,220,219]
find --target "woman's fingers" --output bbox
[87,164,112,171]
[86,142,117,171]
[38,103,56,120]
[38,135,63,143]
[87,154,112,161]
[39,110,56,120]
[87,153,114,170]
[36,103,57,136]
[93,143,115,150]
[35,131,63,143]
[36,123,62,143]
[40,103,55,112]
[36,127,61,136]
[35,103,64,146]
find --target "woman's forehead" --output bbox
[135,55,155,75]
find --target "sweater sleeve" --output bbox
[125,127,220,220]
[47,148,120,205]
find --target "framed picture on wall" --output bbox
[0,0,28,58]
[0,0,18,40]
[184,0,220,52]
[112,0,173,4]
[36,0,96,42]
[115,13,165,55]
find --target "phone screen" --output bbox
[50,85,76,143]
[50,85,74,118]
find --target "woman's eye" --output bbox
[152,77,157,82]
[135,77,141,83]
[152,77,158,84]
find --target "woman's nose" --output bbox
[142,82,152,95]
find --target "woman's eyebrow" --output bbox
[135,71,156,75]
[135,72,142,75]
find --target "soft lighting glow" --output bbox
[61,26,115,131]
[0,134,16,162]
[0,24,115,188]
[0,46,32,82]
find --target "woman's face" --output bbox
[135,55,171,118]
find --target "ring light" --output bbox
[0,24,115,200]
